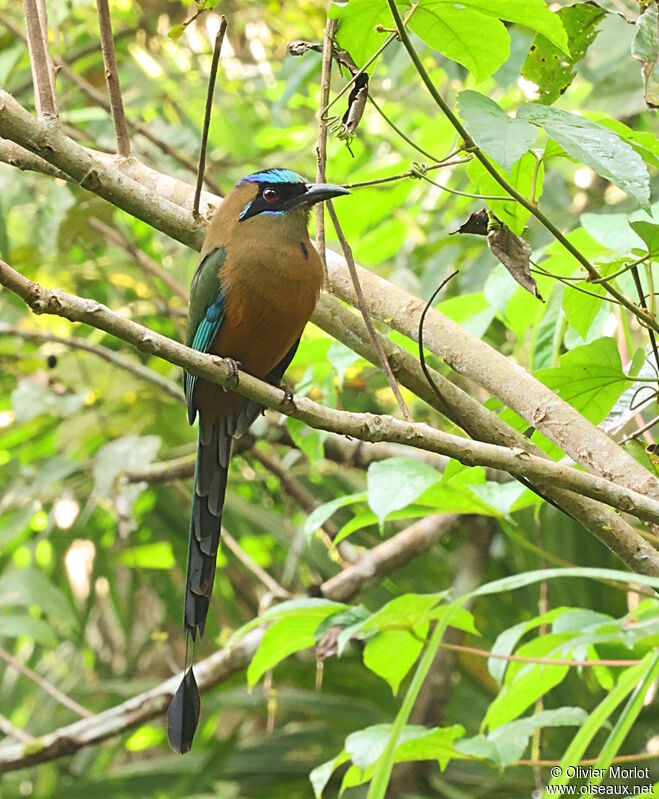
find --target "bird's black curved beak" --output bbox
[287,183,350,211]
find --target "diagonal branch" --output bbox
[2,258,659,574]
[96,0,130,156]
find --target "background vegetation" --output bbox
[0,0,658,797]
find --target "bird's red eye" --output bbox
[263,187,279,203]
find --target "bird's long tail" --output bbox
[167,415,232,753]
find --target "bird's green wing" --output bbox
[185,247,227,423]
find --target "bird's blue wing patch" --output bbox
[185,290,226,422]
[185,248,227,423]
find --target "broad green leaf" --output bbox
[229,598,349,646]
[484,633,574,730]
[458,91,537,171]
[345,723,465,770]
[535,337,628,423]
[532,284,565,370]
[562,281,605,340]
[363,629,425,694]
[521,4,605,105]
[580,211,645,254]
[116,542,175,569]
[247,605,343,686]
[630,220,659,255]
[632,4,659,109]
[592,116,659,169]
[360,593,441,634]
[518,105,650,207]
[409,5,510,83]
[367,457,441,525]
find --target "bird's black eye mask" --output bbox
[239,182,309,222]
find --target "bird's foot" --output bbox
[280,385,295,409]
[215,357,240,391]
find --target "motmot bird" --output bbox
[167,168,349,753]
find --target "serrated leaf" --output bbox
[518,105,650,207]
[458,91,537,171]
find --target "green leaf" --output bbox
[409,5,510,83]
[229,598,349,646]
[518,105,650,207]
[521,4,605,105]
[0,614,58,647]
[535,337,628,423]
[630,220,659,256]
[310,751,351,798]
[367,457,441,526]
[116,542,175,569]
[562,281,605,340]
[345,723,465,771]
[458,707,588,766]
[363,630,425,694]
[303,492,367,539]
[457,91,537,171]
[632,4,659,109]
[247,603,345,686]
[580,211,645,254]
[483,633,574,730]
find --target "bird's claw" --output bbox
[280,385,295,408]
[220,357,241,391]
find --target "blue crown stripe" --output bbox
[242,168,305,185]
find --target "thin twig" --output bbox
[620,413,659,444]
[0,323,184,402]
[0,11,222,194]
[22,0,56,117]
[326,201,413,421]
[89,218,188,302]
[222,529,291,598]
[0,714,34,744]
[96,0,130,156]
[631,265,659,376]
[193,15,227,218]
[315,15,337,283]
[342,157,470,190]
[0,645,92,718]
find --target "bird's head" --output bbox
[228,168,349,231]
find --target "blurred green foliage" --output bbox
[0,0,658,796]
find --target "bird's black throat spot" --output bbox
[299,241,309,259]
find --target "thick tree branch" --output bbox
[2,259,659,575]
[0,512,463,772]
[325,250,659,502]
[1,91,657,574]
